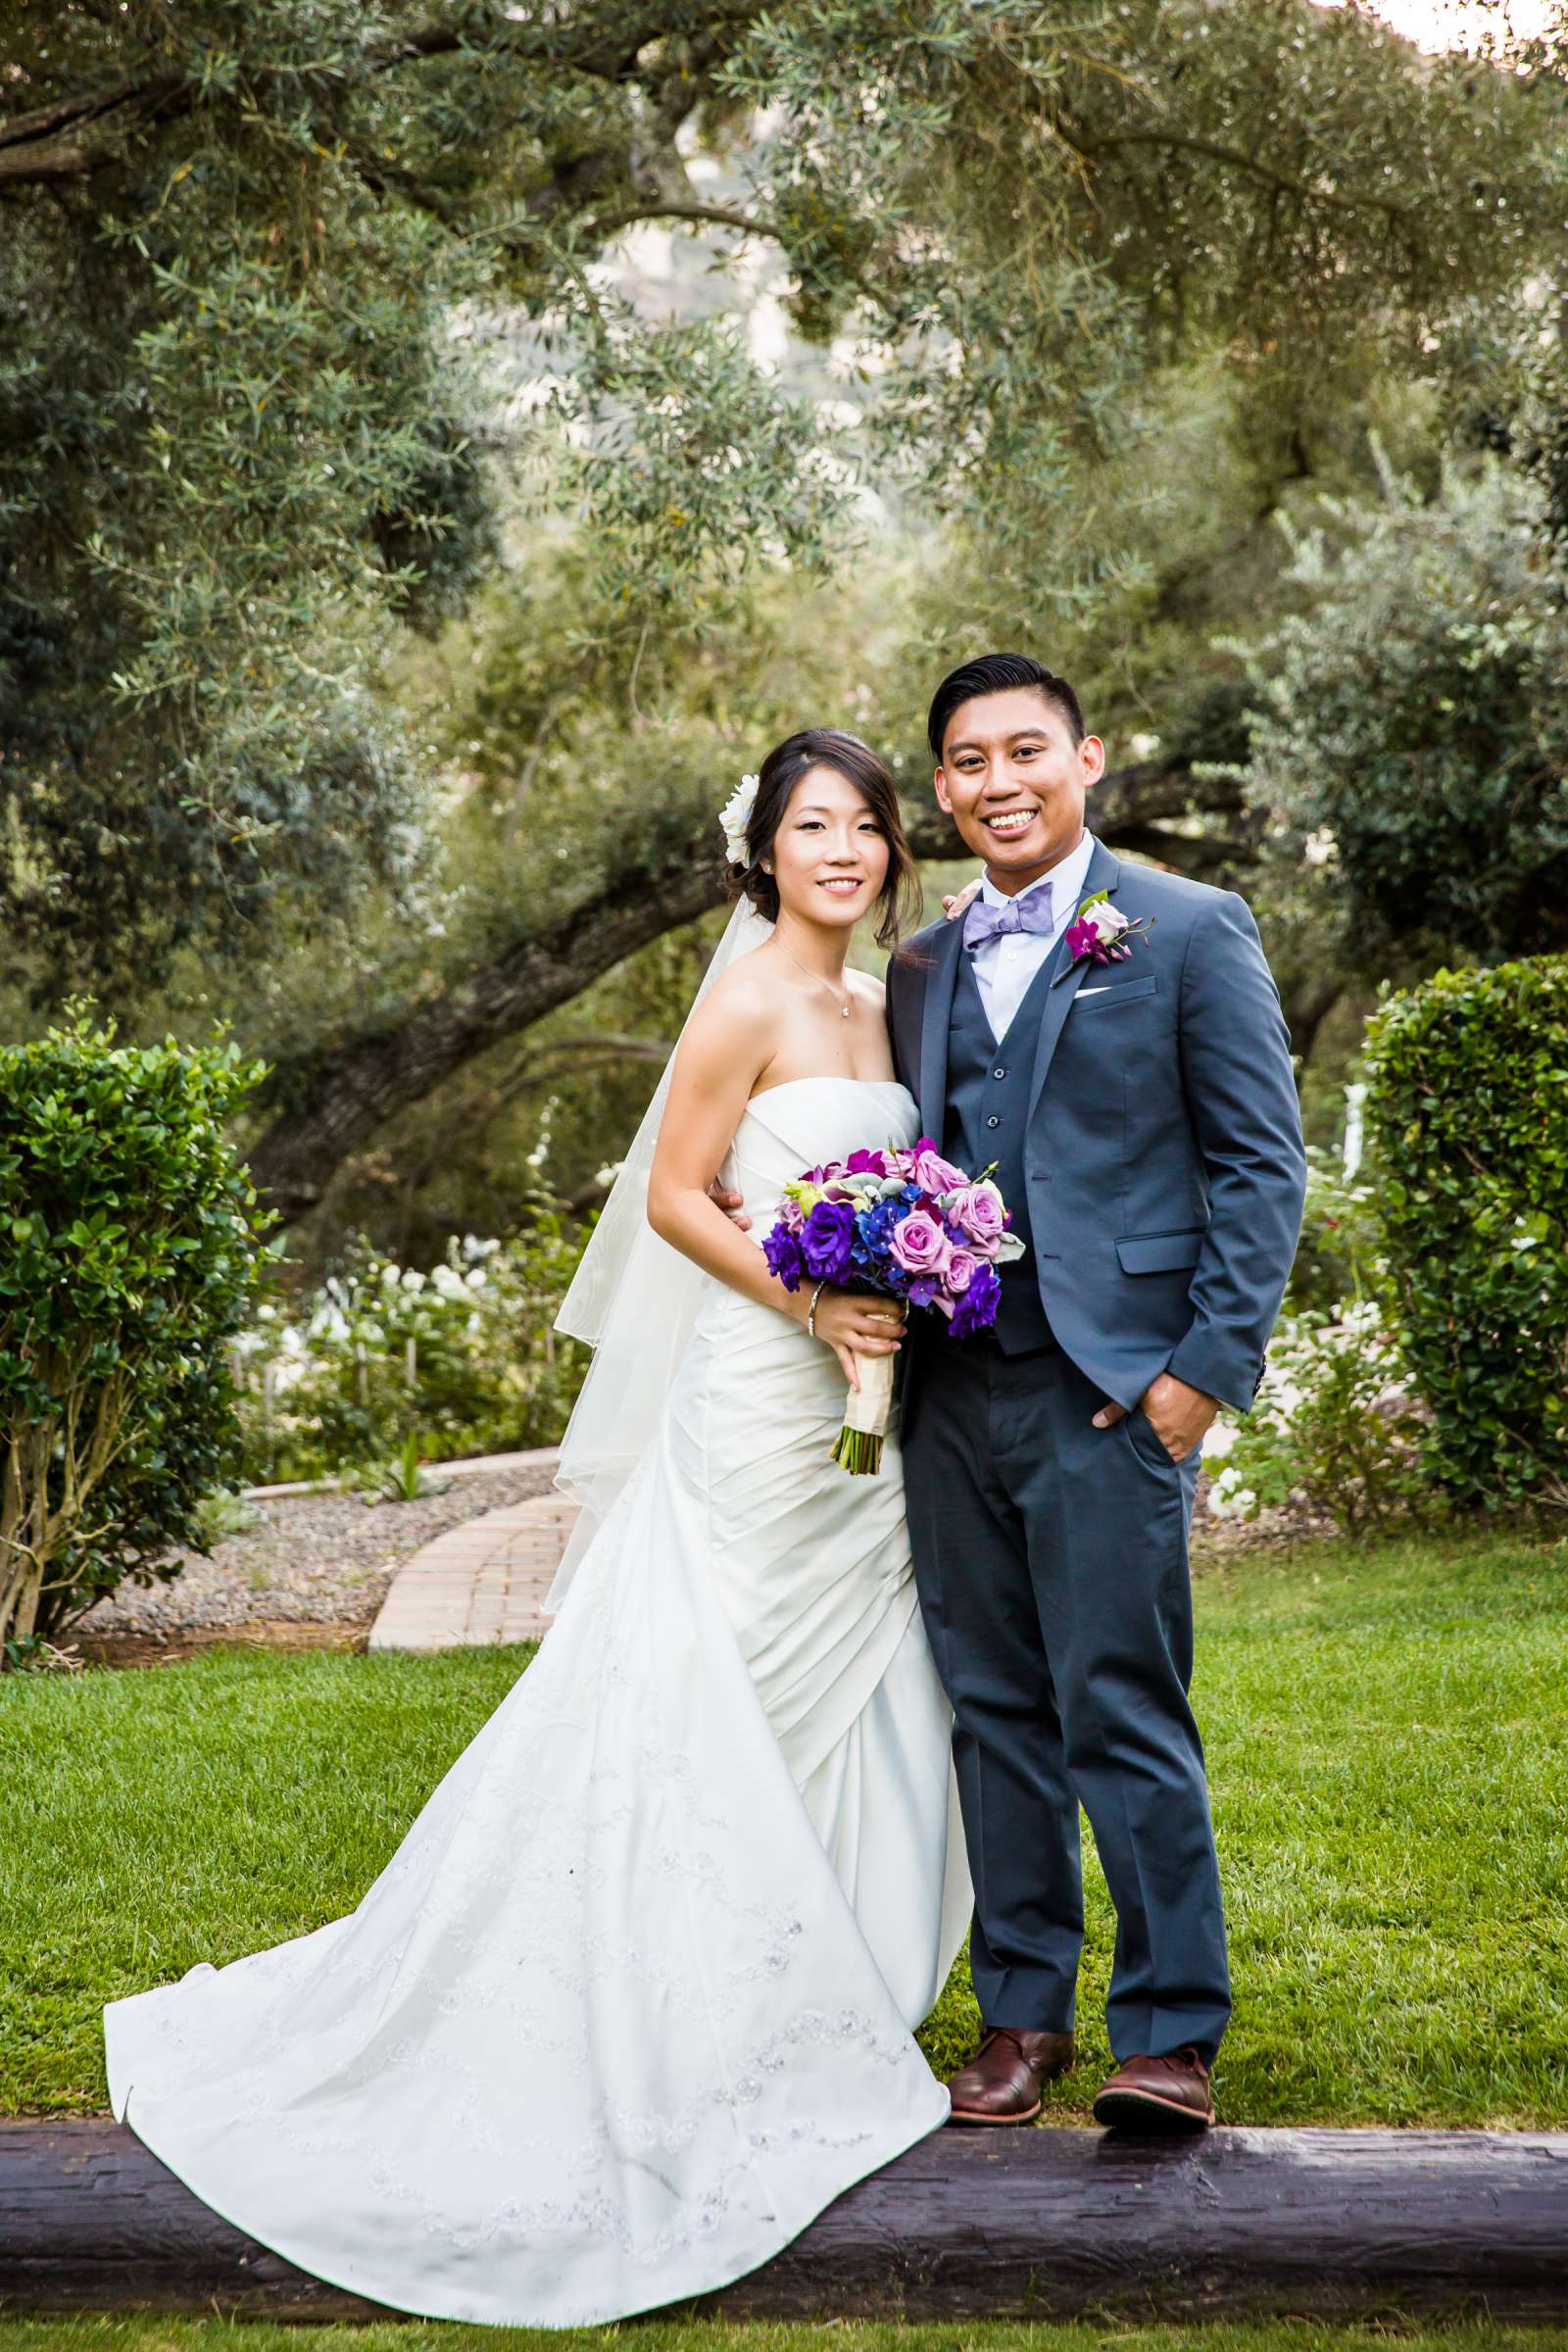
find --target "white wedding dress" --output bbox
[104,1075,971,2328]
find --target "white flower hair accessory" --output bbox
[719,772,760,865]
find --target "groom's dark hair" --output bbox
[927,653,1087,761]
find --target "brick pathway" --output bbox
[368,1480,577,1652]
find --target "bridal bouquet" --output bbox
[762,1141,1025,1473]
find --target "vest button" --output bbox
[993,1066,1006,1079]
[986,1114,1001,1129]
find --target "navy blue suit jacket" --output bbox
[886,836,1307,1414]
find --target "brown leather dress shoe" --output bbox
[945,2027,1076,2125]
[1093,2045,1215,2132]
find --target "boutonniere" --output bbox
[1052,890,1154,985]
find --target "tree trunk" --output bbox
[5,2119,1568,2322]
[246,766,1250,1225]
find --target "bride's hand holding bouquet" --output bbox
[763,1140,1024,1472]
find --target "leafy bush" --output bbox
[346,1433,454,1508]
[1285,1142,1384,1320]
[1210,1300,1431,1537]
[235,1222,590,1485]
[1365,954,1568,1510]
[0,1012,273,1662]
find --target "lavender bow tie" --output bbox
[962,881,1054,953]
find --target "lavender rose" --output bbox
[888,1206,953,1282]
[800,1199,857,1283]
[948,1181,1007,1254]
[909,1140,970,1198]
[945,1246,982,1296]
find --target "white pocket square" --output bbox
[1077,985,1113,996]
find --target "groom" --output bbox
[887,652,1305,2132]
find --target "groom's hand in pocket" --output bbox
[1093,1371,1217,1462]
[708,1179,752,1232]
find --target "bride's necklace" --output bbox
[780,941,853,1019]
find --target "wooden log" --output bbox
[2,2119,1567,2324]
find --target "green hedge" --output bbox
[1365,956,1568,1508]
[0,1012,274,1660]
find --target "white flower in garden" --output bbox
[719,772,760,864]
[380,1262,402,1289]
[465,1267,486,1290]
[1205,1464,1257,1522]
[402,1268,425,1292]
[431,1265,466,1298]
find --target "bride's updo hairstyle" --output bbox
[730,728,922,950]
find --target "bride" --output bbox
[103,726,972,2328]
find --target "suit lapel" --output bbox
[1026,837,1122,1124]
[916,915,967,1141]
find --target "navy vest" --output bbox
[942,952,1056,1354]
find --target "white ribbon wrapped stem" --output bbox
[831,1348,895,1474]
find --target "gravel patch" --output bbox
[70,1462,562,1642]
[53,1452,1316,1668]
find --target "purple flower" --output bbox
[950,1260,1002,1338]
[948,1182,1007,1255]
[945,1246,982,1295]
[801,1199,857,1283]
[846,1148,890,1176]
[906,1274,942,1308]
[888,1206,952,1281]
[909,1139,970,1197]
[762,1222,805,1291]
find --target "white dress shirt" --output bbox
[968,827,1097,1043]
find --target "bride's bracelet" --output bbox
[806,1280,827,1339]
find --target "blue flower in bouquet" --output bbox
[850,1195,905,1276]
[762,1223,806,1292]
[950,1260,1002,1338]
[800,1199,857,1282]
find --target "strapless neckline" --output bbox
[747,1075,913,1106]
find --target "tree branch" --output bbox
[0,10,744,192]
[584,200,782,243]
[0,74,184,187]
[246,761,1250,1224]
[1059,115,1414,226]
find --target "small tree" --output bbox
[1240,453,1568,970]
[0,1012,273,1661]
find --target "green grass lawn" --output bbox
[4,1526,1566,2125]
